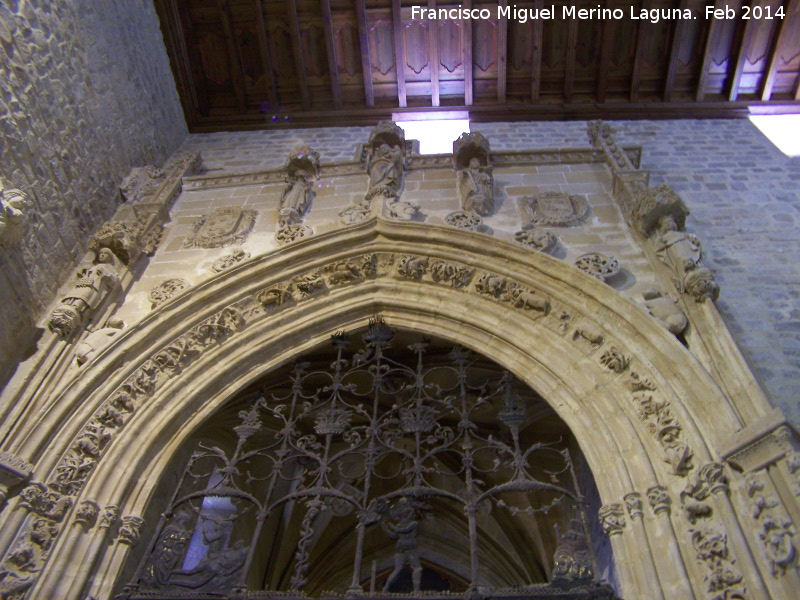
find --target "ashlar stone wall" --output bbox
[0,0,187,384]
[158,119,800,427]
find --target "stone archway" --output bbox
[1,218,775,600]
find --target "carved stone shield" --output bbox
[521,192,590,227]
[183,208,258,249]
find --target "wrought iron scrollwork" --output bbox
[125,321,604,598]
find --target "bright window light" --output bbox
[396,119,470,154]
[748,113,800,157]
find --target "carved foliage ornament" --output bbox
[445,211,482,231]
[574,252,620,283]
[514,225,557,253]
[523,192,590,227]
[276,223,313,245]
[745,474,797,577]
[182,207,258,249]
[211,247,250,273]
[149,278,189,308]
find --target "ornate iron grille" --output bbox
[120,321,613,599]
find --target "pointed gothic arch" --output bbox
[5,218,776,600]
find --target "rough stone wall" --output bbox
[0,0,187,383]
[172,119,800,426]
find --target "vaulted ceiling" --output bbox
[154,0,800,132]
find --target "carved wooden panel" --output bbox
[370,19,395,77]
[473,19,497,72]
[575,21,600,70]
[404,20,429,75]
[197,30,231,86]
[236,26,264,84]
[508,20,532,72]
[336,22,361,77]
[269,24,296,81]
[302,24,328,79]
[439,18,462,74]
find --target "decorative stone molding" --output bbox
[598,502,625,536]
[599,347,629,373]
[689,525,745,599]
[520,192,590,227]
[0,182,28,248]
[149,278,189,309]
[453,131,494,216]
[0,452,33,507]
[17,483,72,522]
[117,515,145,546]
[681,462,729,523]
[182,207,258,249]
[445,211,482,231]
[514,225,557,253]
[574,253,620,283]
[74,500,100,530]
[744,473,797,577]
[623,492,643,520]
[646,485,671,515]
[276,223,313,245]
[211,247,250,273]
[48,249,121,338]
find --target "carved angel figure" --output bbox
[458,157,494,216]
[0,185,27,247]
[48,249,121,338]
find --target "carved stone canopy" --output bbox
[635,185,689,235]
[283,146,320,179]
[453,131,491,171]
[368,121,405,151]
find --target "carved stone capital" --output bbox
[623,492,643,520]
[598,502,626,536]
[646,485,671,516]
[74,500,101,530]
[98,504,120,529]
[117,515,145,545]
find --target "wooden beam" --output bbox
[531,0,543,102]
[630,0,654,101]
[596,0,614,103]
[355,0,374,107]
[761,0,798,100]
[464,0,473,105]
[564,12,578,102]
[217,0,248,112]
[428,0,440,106]
[664,0,691,101]
[696,0,726,101]
[392,0,407,107]
[497,0,508,103]
[729,0,759,101]
[286,0,311,110]
[252,0,278,112]
[320,0,342,108]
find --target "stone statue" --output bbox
[642,289,687,336]
[279,146,320,225]
[141,510,193,588]
[367,143,404,199]
[653,215,718,302]
[75,317,125,366]
[0,183,28,248]
[166,518,247,593]
[382,498,422,592]
[49,249,121,338]
[453,132,494,216]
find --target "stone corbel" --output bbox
[0,452,33,507]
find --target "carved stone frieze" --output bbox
[257,283,294,312]
[182,207,258,249]
[445,211,482,231]
[429,260,474,289]
[681,463,728,522]
[623,492,643,520]
[117,515,145,546]
[453,132,494,216]
[689,526,745,599]
[599,347,629,373]
[514,225,558,253]
[631,387,693,477]
[572,324,604,351]
[48,249,121,338]
[0,183,28,248]
[398,255,429,280]
[598,502,625,536]
[74,500,100,530]
[574,252,620,283]
[0,452,33,506]
[276,223,313,245]
[521,192,590,227]
[744,474,797,577]
[149,278,189,308]
[17,483,72,521]
[647,485,671,515]
[211,247,250,273]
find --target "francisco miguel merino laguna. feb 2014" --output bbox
[411,4,698,24]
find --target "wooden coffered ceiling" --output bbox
[154,0,800,132]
